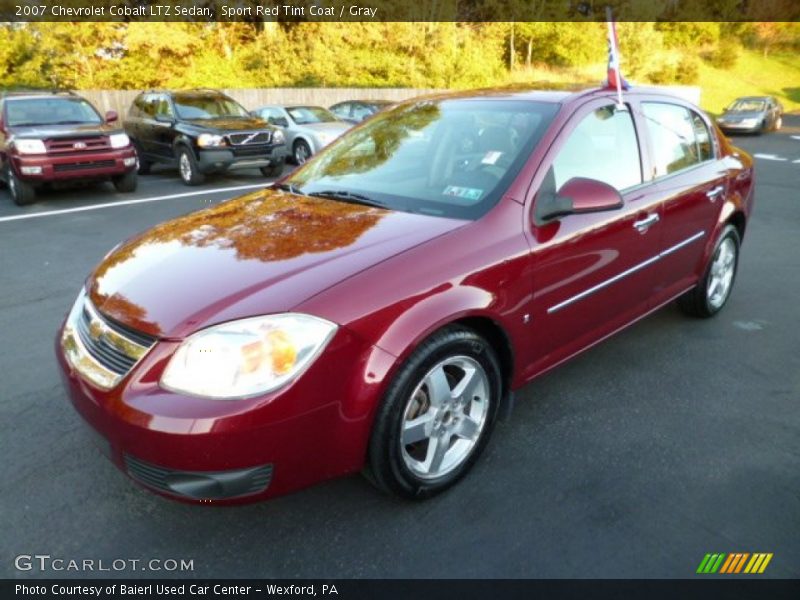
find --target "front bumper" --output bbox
[55,320,396,504]
[197,144,289,173]
[717,122,762,134]
[12,146,137,182]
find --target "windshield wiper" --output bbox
[273,182,302,194]
[306,190,387,208]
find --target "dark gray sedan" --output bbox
[716,96,783,134]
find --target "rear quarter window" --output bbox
[642,102,714,177]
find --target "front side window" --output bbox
[6,97,103,127]
[173,94,250,120]
[642,102,707,177]
[287,99,558,220]
[552,105,642,191]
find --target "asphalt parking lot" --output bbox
[1,119,799,579]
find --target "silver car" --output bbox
[250,105,351,164]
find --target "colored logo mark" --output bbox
[696,553,773,574]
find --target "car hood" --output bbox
[182,118,270,132]
[87,189,466,339]
[296,122,351,135]
[10,122,121,139]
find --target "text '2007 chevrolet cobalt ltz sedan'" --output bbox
[57,86,754,503]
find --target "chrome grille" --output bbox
[61,292,156,390]
[227,131,271,145]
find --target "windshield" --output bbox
[287,106,339,124]
[173,94,250,119]
[6,97,103,127]
[286,99,558,220]
[728,99,766,113]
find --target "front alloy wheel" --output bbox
[293,139,311,165]
[400,356,490,480]
[177,148,204,186]
[365,325,502,499]
[6,166,36,206]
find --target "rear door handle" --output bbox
[633,213,659,233]
[706,185,725,201]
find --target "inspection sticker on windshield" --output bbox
[481,151,503,165]
[443,186,483,202]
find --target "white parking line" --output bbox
[754,153,788,161]
[791,135,800,141]
[0,184,267,224]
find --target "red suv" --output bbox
[57,86,754,503]
[0,91,137,205]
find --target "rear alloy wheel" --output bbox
[293,139,311,165]
[112,169,138,193]
[6,166,36,206]
[177,147,205,186]
[365,326,502,499]
[678,225,740,318]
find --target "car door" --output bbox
[524,98,663,374]
[151,94,177,160]
[638,101,726,302]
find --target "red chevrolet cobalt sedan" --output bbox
[57,87,754,503]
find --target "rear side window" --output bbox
[642,102,713,177]
[552,105,642,191]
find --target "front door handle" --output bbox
[633,213,659,233]
[706,185,725,201]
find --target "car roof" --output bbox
[2,92,82,101]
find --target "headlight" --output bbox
[109,133,130,149]
[197,133,226,148]
[14,139,46,154]
[161,313,337,399]
[740,118,759,127]
[272,130,285,144]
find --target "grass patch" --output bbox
[502,49,800,115]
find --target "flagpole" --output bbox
[606,7,624,109]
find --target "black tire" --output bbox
[133,142,151,175]
[260,157,285,178]
[176,146,205,186]
[293,139,312,165]
[365,325,503,500]
[677,224,740,318]
[6,166,36,206]
[112,169,138,193]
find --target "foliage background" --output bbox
[1,22,798,112]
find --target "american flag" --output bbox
[605,9,629,103]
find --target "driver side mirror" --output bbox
[105,110,119,123]
[535,177,623,224]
